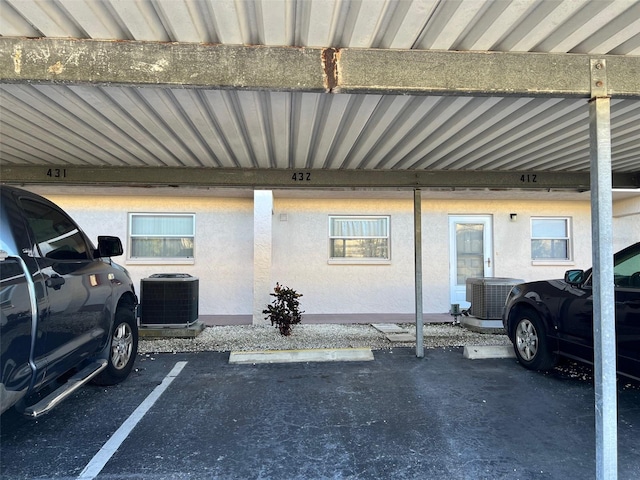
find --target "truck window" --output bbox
[20,198,89,260]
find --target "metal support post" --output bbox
[414,189,424,358]
[589,58,617,480]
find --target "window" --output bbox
[531,217,571,261]
[129,213,195,262]
[21,198,90,260]
[329,216,390,263]
[614,245,640,289]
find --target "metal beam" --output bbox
[1,165,639,190]
[337,49,640,98]
[1,38,639,98]
[1,38,326,92]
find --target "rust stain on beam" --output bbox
[322,47,339,93]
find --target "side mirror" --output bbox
[97,236,123,257]
[564,269,585,285]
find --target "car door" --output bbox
[0,255,34,409]
[612,245,640,374]
[555,278,594,357]
[19,196,112,383]
[558,244,640,372]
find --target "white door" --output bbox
[449,215,493,308]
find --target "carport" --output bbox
[1,1,639,478]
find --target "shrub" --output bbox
[262,283,303,336]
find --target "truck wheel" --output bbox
[93,307,138,386]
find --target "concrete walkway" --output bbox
[200,312,455,326]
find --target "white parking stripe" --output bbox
[77,361,188,480]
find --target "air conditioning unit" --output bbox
[466,277,524,320]
[140,274,199,327]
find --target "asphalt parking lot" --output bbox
[1,347,639,480]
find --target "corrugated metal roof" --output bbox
[3,0,639,53]
[1,0,639,174]
[1,83,638,172]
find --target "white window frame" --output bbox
[328,215,391,265]
[127,213,195,265]
[530,216,573,265]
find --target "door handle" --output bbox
[486,258,491,268]
[46,274,65,290]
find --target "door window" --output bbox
[20,199,90,260]
[455,223,484,284]
[614,247,640,289]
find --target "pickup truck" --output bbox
[1,185,138,417]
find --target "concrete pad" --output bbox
[371,323,408,334]
[385,333,416,342]
[463,345,516,359]
[460,316,505,334]
[139,320,205,339]
[229,348,374,364]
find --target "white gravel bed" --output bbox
[138,323,511,354]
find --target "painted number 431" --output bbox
[46,168,67,179]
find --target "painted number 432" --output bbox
[291,172,311,181]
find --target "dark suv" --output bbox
[1,186,138,417]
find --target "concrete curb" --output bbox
[229,347,375,364]
[463,345,515,359]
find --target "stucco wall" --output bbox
[613,196,640,252]
[272,197,416,314]
[43,192,637,317]
[46,194,254,316]
[272,196,596,315]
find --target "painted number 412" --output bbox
[520,174,537,183]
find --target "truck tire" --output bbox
[93,307,138,386]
